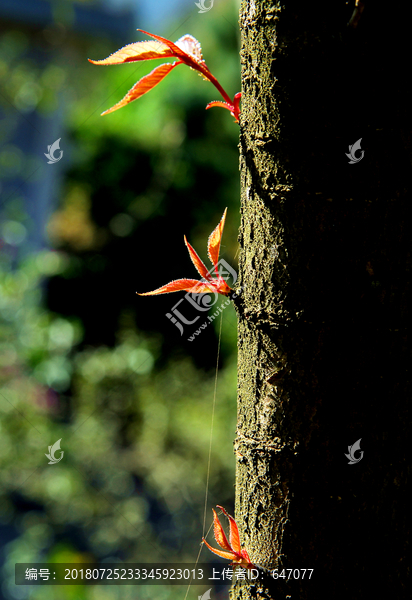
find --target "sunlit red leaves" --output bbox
[206,92,242,123]
[89,30,240,121]
[137,209,232,297]
[88,39,175,65]
[203,506,254,569]
[101,62,179,115]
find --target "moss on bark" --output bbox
[233,1,412,598]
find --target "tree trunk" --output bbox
[233,1,411,599]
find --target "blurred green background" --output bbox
[0,0,241,598]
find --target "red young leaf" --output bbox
[184,236,211,281]
[137,210,233,298]
[206,100,234,111]
[172,34,204,65]
[206,93,242,123]
[202,539,239,562]
[101,63,180,116]
[137,30,206,73]
[208,207,227,274]
[88,40,174,65]
[232,92,242,122]
[137,279,215,296]
[89,29,241,122]
[217,505,241,554]
[241,548,252,563]
[202,506,254,569]
[211,508,232,552]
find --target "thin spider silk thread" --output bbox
[183,312,223,600]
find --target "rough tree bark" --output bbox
[233,1,411,599]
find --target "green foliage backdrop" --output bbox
[0,2,241,598]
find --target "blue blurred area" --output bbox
[133,0,189,29]
[0,0,137,258]
[0,0,136,38]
